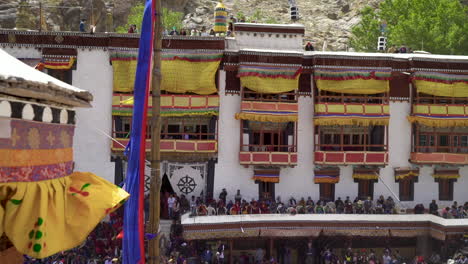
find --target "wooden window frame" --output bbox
[436,178,455,201]
[413,124,468,153]
[240,121,297,152]
[315,125,387,152]
[242,87,298,103]
[256,181,275,201]
[319,183,336,202]
[398,178,416,201]
[47,68,73,85]
[355,179,376,200]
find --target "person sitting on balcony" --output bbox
[219,188,227,204]
[355,200,364,214]
[364,197,373,214]
[197,203,208,216]
[325,202,336,213]
[235,189,242,203]
[298,197,306,207]
[226,200,233,212]
[384,196,395,214]
[315,201,324,214]
[429,200,439,216]
[190,196,197,216]
[217,203,227,215]
[230,201,241,215]
[306,197,315,206]
[335,197,344,214]
[206,204,216,216]
[345,199,354,214]
[179,194,190,214]
[414,203,425,214]
[260,200,270,214]
[289,197,297,207]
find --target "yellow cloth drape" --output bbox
[352,174,379,180]
[252,176,280,183]
[240,76,299,94]
[161,60,220,95]
[112,60,137,92]
[407,116,468,127]
[316,79,389,94]
[432,173,460,179]
[235,112,298,123]
[395,171,419,180]
[0,172,129,259]
[415,80,468,98]
[314,117,389,126]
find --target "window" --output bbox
[113,116,132,138]
[47,69,73,85]
[315,90,388,104]
[357,180,374,200]
[319,183,335,202]
[414,125,468,153]
[257,181,275,201]
[161,116,216,140]
[241,121,296,152]
[242,88,297,102]
[316,125,386,151]
[438,179,454,201]
[399,178,415,201]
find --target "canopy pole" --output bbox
[148,0,163,262]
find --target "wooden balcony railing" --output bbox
[241,144,297,152]
[315,151,388,165]
[239,151,297,166]
[410,152,468,165]
[111,138,217,153]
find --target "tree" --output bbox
[116,5,183,33]
[16,0,36,30]
[350,0,468,55]
[350,7,381,52]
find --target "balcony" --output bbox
[112,138,217,153]
[239,150,297,166]
[410,152,468,165]
[315,151,388,165]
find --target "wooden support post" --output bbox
[269,238,274,260]
[148,0,163,263]
[229,240,234,264]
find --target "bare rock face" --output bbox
[163,0,190,12]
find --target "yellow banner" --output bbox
[112,60,137,92]
[240,76,299,94]
[161,60,220,95]
[235,112,298,123]
[316,79,389,94]
[415,80,468,98]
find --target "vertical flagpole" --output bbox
[148,0,162,262]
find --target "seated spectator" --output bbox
[169,27,178,35]
[305,42,315,51]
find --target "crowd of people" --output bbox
[162,190,468,218]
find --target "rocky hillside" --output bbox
[1,0,464,51]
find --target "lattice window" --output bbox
[413,125,468,153]
[315,125,386,151]
[319,183,335,202]
[399,178,415,201]
[357,180,375,200]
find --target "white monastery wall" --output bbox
[235,34,303,51]
[1,47,41,59]
[214,70,258,201]
[72,50,115,182]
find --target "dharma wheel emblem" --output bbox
[177,175,196,194]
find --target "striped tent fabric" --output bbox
[314,168,340,184]
[253,169,280,183]
[315,68,391,95]
[412,72,468,97]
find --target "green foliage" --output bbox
[116,5,183,33]
[350,0,468,55]
[350,7,381,52]
[16,0,36,30]
[236,9,278,24]
[162,7,183,31]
